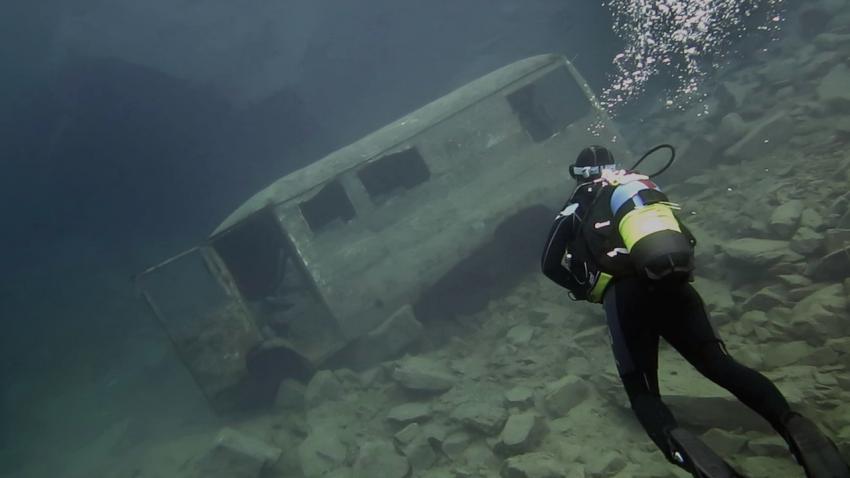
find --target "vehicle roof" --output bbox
[212,54,568,236]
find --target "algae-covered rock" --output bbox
[500,452,566,478]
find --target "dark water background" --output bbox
[0,0,790,475]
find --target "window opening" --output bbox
[507,66,590,142]
[357,148,430,202]
[299,180,356,233]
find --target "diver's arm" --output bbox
[541,203,587,298]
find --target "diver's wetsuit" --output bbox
[541,179,793,461]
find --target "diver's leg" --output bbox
[663,283,850,477]
[603,278,675,454]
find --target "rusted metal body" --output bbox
[136,54,628,411]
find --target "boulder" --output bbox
[494,413,547,456]
[505,386,535,407]
[500,452,566,478]
[800,208,825,231]
[723,114,793,162]
[722,238,802,267]
[196,428,282,478]
[298,426,349,478]
[824,229,850,251]
[386,402,432,425]
[777,274,812,289]
[305,370,343,408]
[442,430,472,459]
[789,284,848,337]
[506,325,536,346]
[401,433,437,471]
[769,200,804,238]
[394,423,421,445]
[816,63,850,112]
[790,227,823,255]
[392,356,455,392]
[812,247,850,281]
[694,278,736,324]
[544,375,589,417]
[762,341,814,369]
[742,286,788,312]
[451,401,508,435]
[351,441,409,478]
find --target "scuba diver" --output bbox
[540,145,850,478]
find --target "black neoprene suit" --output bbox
[541,184,793,460]
[602,276,792,458]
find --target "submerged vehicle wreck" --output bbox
[136,54,628,411]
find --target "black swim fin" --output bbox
[781,412,850,478]
[667,427,747,478]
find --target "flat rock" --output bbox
[451,401,508,435]
[544,375,589,417]
[351,441,409,478]
[762,340,813,369]
[506,325,536,346]
[500,452,566,478]
[305,370,344,408]
[770,199,804,238]
[505,386,535,407]
[790,226,823,255]
[817,63,850,112]
[392,356,455,392]
[724,113,793,162]
[494,412,547,456]
[197,428,282,478]
[723,238,802,267]
[747,436,790,457]
[298,425,349,478]
[386,402,432,425]
[812,247,850,281]
[742,286,788,312]
[790,284,848,337]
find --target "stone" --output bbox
[790,226,824,255]
[298,426,349,478]
[305,370,343,408]
[500,452,566,478]
[747,436,788,457]
[762,341,813,369]
[724,113,793,162]
[817,63,850,112]
[718,113,749,145]
[742,286,788,312]
[506,325,536,346]
[800,208,825,231]
[701,428,747,456]
[694,278,735,324]
[351,441,409,478]
[585,450,627,476]
[789,284,848,338]
[275,379,306,410]
[722,238,802,267]
[392,356,455,392]
[394,423,421,445]
[442,430,472,459]
[770,200,804,238]
[544,375,589,417]
[386,402,432,425]
[505,386,535,407]
[812,247,850,281]
[777,274,812,289]
[824,229,850,252]
[197,428,282,478]
[451,401,508,435]
[402,433,437,471]
[494,413,547,456]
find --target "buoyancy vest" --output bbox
[567,170,696,302]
